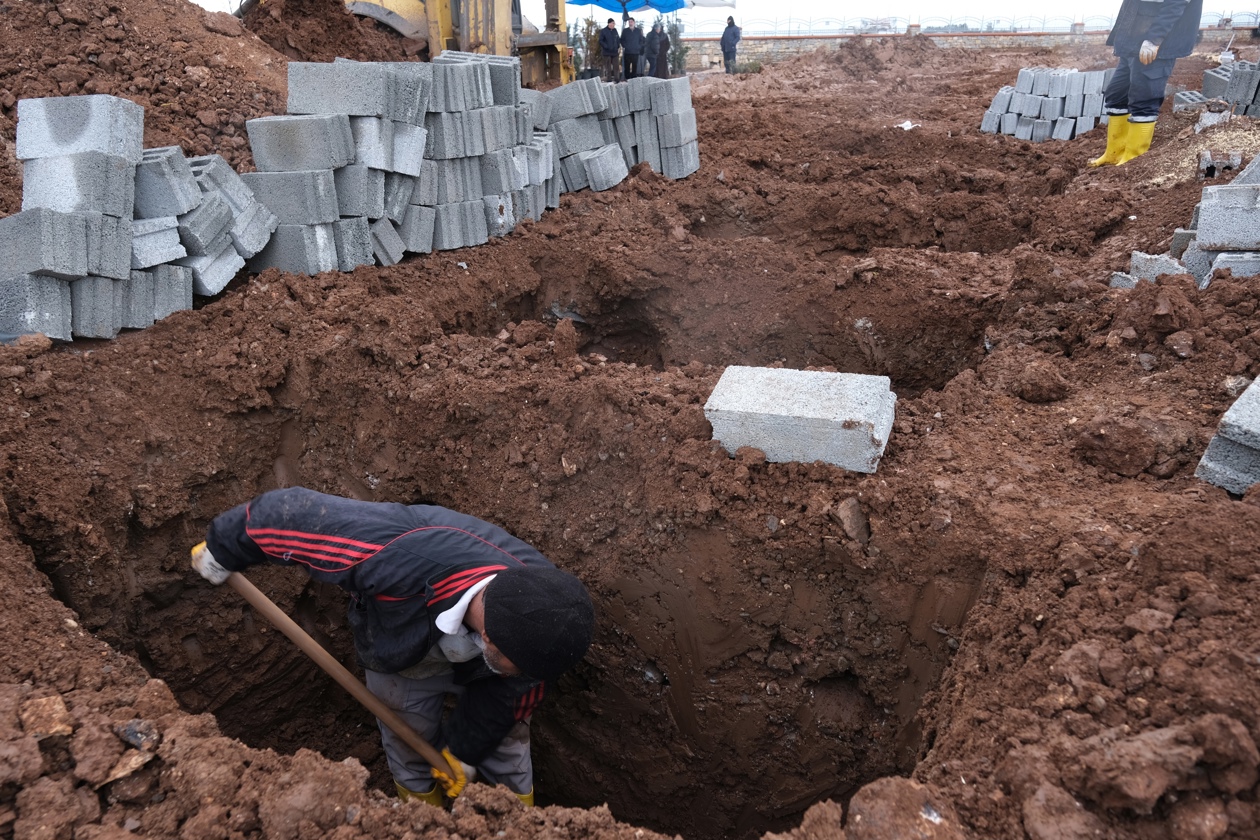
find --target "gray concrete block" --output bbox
[625,76,662,112]
[0,208,90,279]
[178,193,233,255]
[246,114,355,172]
[118,269,154,330]
[1195,433,1260,495]
[478,105,517,153]
[287,61,388,116]
[333,217,374,271]
[520,89,552,130]
[579,144,629,191]
[134,146,202,219]
[1000,112,1019,135]
[1203,65,1232,100]
[1232,154,1260,186]
[0,275,72,341]
[177,234,246,295]
[248,223,338,276]
[370,217,405,266]
[483,193,516,238]
[16,95,144,163]
[527,134,555,185]
[432,201,488,250]
[1015,67,1036,94]
[1169,228,1196,259]
[1051,117,1075,141]
[546,172,560,209]
[241,169,340,225]
[228,201,279,259]
[634,109,662,173]
[1174,90,1209,112]
[131,216,186,269]
[515,104,533,145]
[1083,93,1104,115]
[598,117,617,148]
[990,86,1014,113]
[657,108,697,148]
[22,152,135,217]
[334,164,386,219]
[383,173,416,223]
[1109,272,1137,289]
[1211,252,1260,278]
[398,204,435,254]
[1039,97,1063,121]
[1076,115,1097,134]
[552,115,605,158]
[480,149,516,195]
[188,154,256,213]
[661,140,699,180]
[703,366,897,473]
[1031,69,1051,96]
[1014,115,1034,141]
[1017,93,1043,117]
[412,160,439,206]
[424,111,468,159]
[149,264,194,320]
[87,213,132,281]
[1062,94,1084,118]
[70,276,121,339]
[1225,68,1260,105]
[559,154,589,192]
[1215,378,1260,451]
[353,60,432,123]
[1083,70,1107,95]
[1129,251,1187,282]
[349,116,394,170]
[650,77,692,116]
[1065,71,1085,96]
[1181,241,1221,287]
[1047,70,1070,98]
[391,122,426,177]
[1197,185,1260,250]
[1030,118,1052,143]
[546,77,604,123]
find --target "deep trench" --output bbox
[15,241,996,839]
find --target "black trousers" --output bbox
[623,53,639,80]
[1103,55,1176,120]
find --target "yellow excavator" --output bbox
[345,0,572,85]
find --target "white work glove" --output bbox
[1139,40,1159,65]
[190,541,231,585]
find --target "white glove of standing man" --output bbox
[1139,40,1159,65]
[190,541,231,585]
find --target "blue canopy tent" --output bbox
[567,0,733,22]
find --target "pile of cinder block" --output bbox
[703,366,896,474]
[1110,154,1260,289]
[1196,378,1260,494]
[980,67,1112,143]
[1176,59,1260,115]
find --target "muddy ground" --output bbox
[2,1,1260,838]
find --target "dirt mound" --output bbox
[2,9,1260,840]
[242,0,415,62]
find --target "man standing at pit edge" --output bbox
[1090,0,1204,166]
[599,18,621,82]
[721,16,741,74]
[189,486,595,808]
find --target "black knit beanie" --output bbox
[483,567,594,681]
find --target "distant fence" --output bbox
[675,11,1258,38]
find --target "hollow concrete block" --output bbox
[133,146,202,219]
[578,144,628,192]
[399,204,435,254]
[349,116,394,171]
[333,217,374,271]
[70,275,121,339]
[176,233,246,296]
[131,216,186,269]
[16,95,144,163]
[0,208,91,280]
[370,218,406,266]
[246,114,355,172]
[334,164,386,219]
[240,170,341,225]
[0,275,72,341]
[287,61,389,117]
[118,269,154,330]
[1197,185,1260,250]
[22,152,136,217]
[248,223,338,276]
[149,264,194,320]
[178,193,234,256]
[704,366,897,473]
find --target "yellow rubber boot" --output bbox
[1088,115,1129,167]
[396,781,445,807]
[515,788,535,807]
[1116,120,1155,165]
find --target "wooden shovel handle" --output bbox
[225,571,454,777]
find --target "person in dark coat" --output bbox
[645,22,661,78]
[621,17,644,80]
[190,487,595,809]
[1090,0,1204,166]
[655,23,671,79]
[720,16,741,74]
[598,18,620,82]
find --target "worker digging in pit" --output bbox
[1089,0,1204,166]
[189,486,595,808]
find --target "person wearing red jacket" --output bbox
[190,487,594,808]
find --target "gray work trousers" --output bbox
[365,669,533,795]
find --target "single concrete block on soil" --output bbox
[332,217,374,271]
[0,275,72,341]
[579,145,629,192]
[131,216,186,269]
[1051,117,1075,141]
[133,147,202,219]
[69,275,121,339]
[248,223,338,276]
[399,204,436,254]
[240,170,341,225]
[1211,252,1260,278]
[176,234,246,296]
[0,208,91,279]
[1196,185,1260,250]
[22,152,135,217]
[16,95,144,163]
[704,366,897,473]
[1196,379,1260,494]
[370,218,405,266]
[246,114,355,172]
[1129,251,1187,282]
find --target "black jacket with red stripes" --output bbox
[205,487,549,764]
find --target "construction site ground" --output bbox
[2,0,1260,838]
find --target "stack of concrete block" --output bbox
[703,366,897,473]
[980,67,1112,143]
[0,94,149,340]
[1196,378,1260,494]
[1112,155,1260,289]
[134,145,246,299]
[650,77,700,179]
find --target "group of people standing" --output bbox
[599,17,671,81]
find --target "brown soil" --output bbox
[2,3,1260,839]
